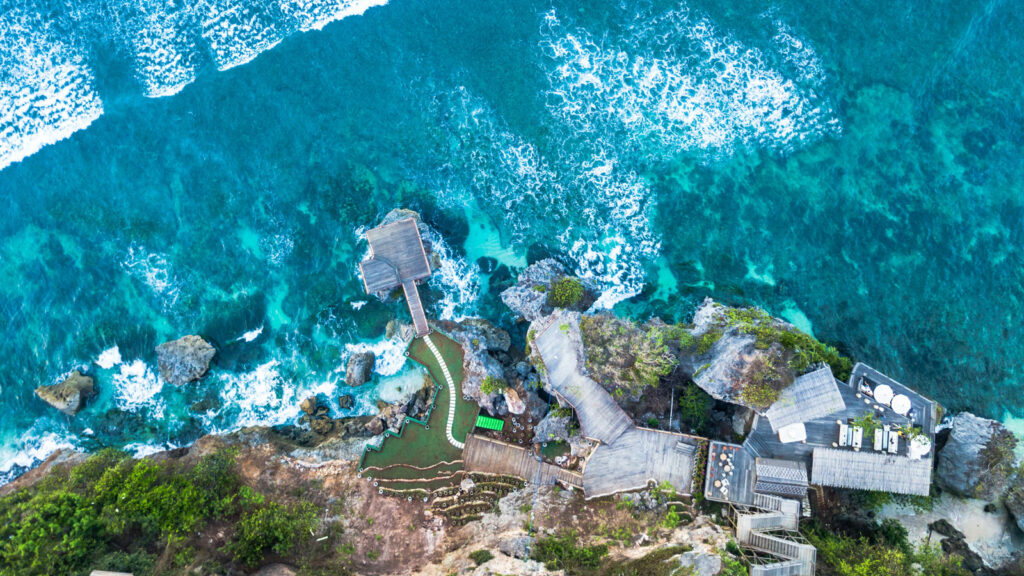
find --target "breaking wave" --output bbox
[540,6,840,159]
[112,360,165,417]
[0,0,386,171]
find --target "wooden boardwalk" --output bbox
[532,312,699,497]
[403,279,429,337]
[463,434,582,489]
[534,318,632,444]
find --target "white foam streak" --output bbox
[113,360,165,417]
[0,11,103,171]
[0,428,78,480]
[96,346,123,369]
[421,228,480,321]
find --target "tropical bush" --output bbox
[469,549,494,566]
[678,384,714,434]
[547,277,585,308]
[531,531,608,575]
[480,375,508,395]
[0,447,316,576]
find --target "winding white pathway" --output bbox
[424,334,465,450]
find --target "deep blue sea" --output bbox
[1,0,1022,483]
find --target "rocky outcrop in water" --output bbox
[156,335,216,385]
[936,412,1019,501]
[35,370,95,415]
[345,351,375,387]
[500,259,596,321]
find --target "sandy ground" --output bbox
[880,493,1024,568]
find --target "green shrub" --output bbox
[678,384,714,434]
[469,549,494,566]
[740,381,781,408]
[480,375,507,395]
[531,531,608,575]
[696,330,723,354]
[547,277,585,308]
[230,488,317,567]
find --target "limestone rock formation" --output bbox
[35,370,95,415]
[337,394,355,410]
[1003,475,1024,533]
[156,335,216,385]
[532,411,572,444]
[500,258,566,321]
[937,412,1018,500]
[499,536,534,560]
[503,387,526,415]
[345,351,375,387]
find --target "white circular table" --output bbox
[874,384,894,405]
[891,394,912,415]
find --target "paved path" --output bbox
[424,333,464,450]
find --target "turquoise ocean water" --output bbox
[1,0,1022,483]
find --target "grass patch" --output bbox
[360,333,478,476]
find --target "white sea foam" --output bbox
[421,227,481,321]
[350,300,367,310]
[124,442,181,458]
[121,245,181,307]
[280,0,389,32]
[112,360,165,417]
[0,11,103,172]
[96,345,123,369]
[237,325,264,343]
[540,7,840,159]
[208,359,338,430]
[345,337,408,376]
[0,427,78,484]
[430,87,657,308]
[125,1,199,97]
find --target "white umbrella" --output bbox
[891,394,912,415]
[874,384,894,405]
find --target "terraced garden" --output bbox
[359,332,479,497]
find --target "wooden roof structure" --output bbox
[765,366,845,432]
[754,458,809,499]
[810,447,932,496]
[359,217,432,336]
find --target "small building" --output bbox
[754,458,809,499]
[359,217,432,336]
[764,366,845,433]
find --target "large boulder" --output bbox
[937,412,1018,500]
[499,536,534,560]
[532,411,572,444]
[678,551,722,576]
[156,335,216,385]
[503,387,526,415]
[500,259,567,322]
[345,351,375,387]
[35,370,95,415]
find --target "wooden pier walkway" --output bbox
[403,279,429,337]
[463,434,582,489]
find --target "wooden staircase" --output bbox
[736,494,816,576]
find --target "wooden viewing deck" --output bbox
[360,217,432,337]
[463,434,582,489]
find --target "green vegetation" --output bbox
[719,551,749,576]
[547,277,585,308]
[0,448,317,576]
[975,426,1019,499]
[739,352,789,409]
[469,549,494,566]
[480,375,508,395]
[531,532,608,575]
[804,520,971,576]
[599,544,692,576]
[695,329,723,354]
[678,384,714,434]
[721,306,853,379]
[579,316,679,395]
[852,412,882,437]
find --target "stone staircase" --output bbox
[736,494,816,576]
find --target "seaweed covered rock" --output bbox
[345,351,375,387]
[35,370,95,415]
[156,335,216,385]
[937,412,1018,500]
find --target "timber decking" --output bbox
[533,312,699,497]
[582,427,696,498]
[359,217,432,337]
[534,318,632,445]
[361,218,431,292]
[402,279,429,337]
[463,434,582,489]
